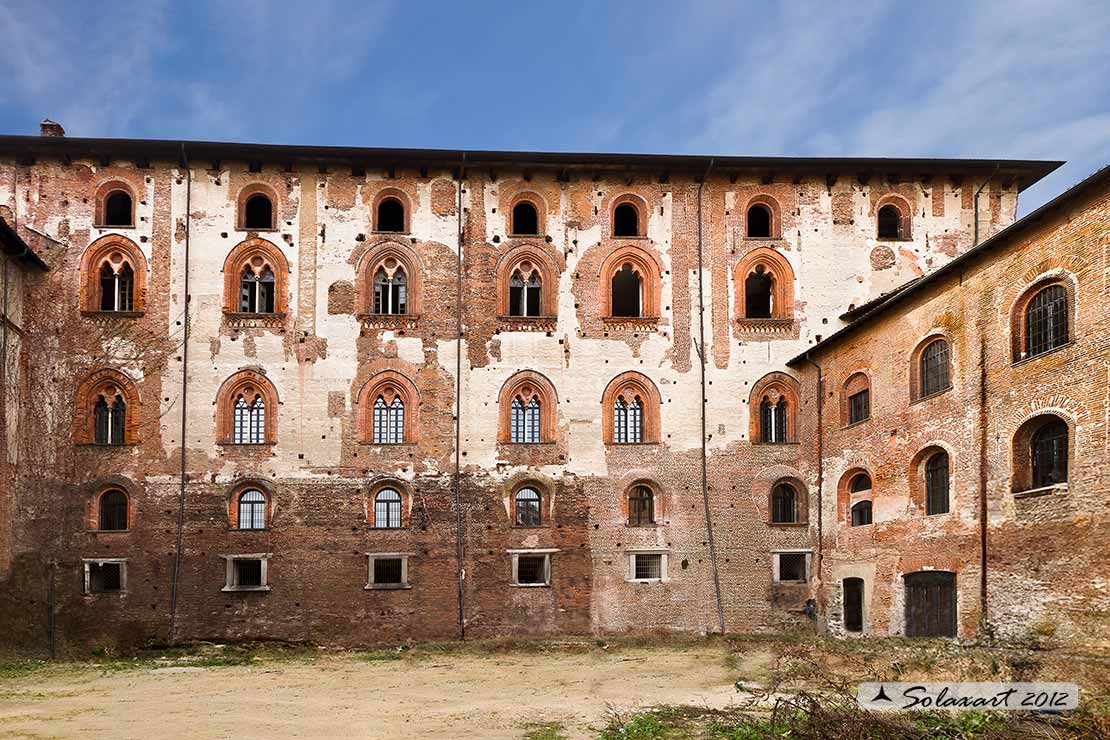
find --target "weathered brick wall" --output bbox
[0,147,1024,653]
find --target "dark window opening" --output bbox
[849,473,872,493]
[613,203,640,237]
[239,267,276,314]
[103,191,133,226]
[88,562,123,592]
[628,485,655,526]
[634,553,662,580]
[851,500,873,527]
[98,490,128,531]
[98,262,135,312]
[925,451,950,515]
[373,268,408,315]
[373,557,404,586]
[877,204,902,239]
[516,555,548,585]
[94,393,126,446]
[610,263,642,317]
[377,198,405,232]
[515,488,542,527]
[759,396,788,443]
[243,194,273,230]
[771,483,798,523]
[1031,418,1068,488]
[234,559,263,588]
[843,577,864,632]
[919,339,950,398]
[744,265,774,318]
[778,553,807,582]
[509,270,542,317]
[1024,284,1069,358]
[511,201,539,235]
[746,204,771,237]
[848,389,870,424]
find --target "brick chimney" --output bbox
[39,119,65,137]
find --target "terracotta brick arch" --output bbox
[908,442,955,514]
[73,368,141,444]
[372,187,411,233]
[874,194,913,240]
[215,368,280,444]
[837,468,874,525]
[1011,411,1073,493]
[744,194,783,239]
[222,237,291,315]
[909,331,953,400]
[356,370,420,443]
[840,371,871,426]
[367,477,414,528]
[85,477,140,531]
[733,246,795,320]
[236,183,279,230]
[598,244,664,319]
[227,479,274,529]
[93,179,136,227]
[748,371,800,443]
[497,370,558,443]
[496,243,560,317]
[79,234,149,313]
[609,193,649,237]
[1008,270,1076,362]
[619,477,665,525]
[355,240,424,316]
[508,191,547,236]
[600,371,662,445]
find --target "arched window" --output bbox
[744,265,774,318]
[103,190,133,227]
[842,372,871,426]
[237,489,266,530]
[243,193,274,230]
[98,262,135,312]
[849,473,872,493]
[1024,284,1069,358]
[611,263,642,317]
[98,489,128,531]
[627,485,655,526]
[216,369,279,446]
[373,266,408,315]
[850,500,873,527]
[1031,418,1068,488]
[749,373,799,445]
[746,204,771,238]
[80,235,148,314]
[511,201,539,235]
[602,372,661,445]
[377,198,405,233]
[75,369,140,445]
[93,391,127,445]
[374,489,403,529]
[515,487,542,526]
[223,238,289,318]
[613,202,641,237]
[771,483,798,523]
[498,371,557,444]
[600,245,662,320]
[509,268,542,317]
[759,396,789,443]
[358,371,419,444]
[877,204,902,239]
[924,450,950,515]
[918,338,951,398]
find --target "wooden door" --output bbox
[904,571,956,637]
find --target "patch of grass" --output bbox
[0,660,48,680]
[519,720,568,740]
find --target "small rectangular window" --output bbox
[235,559,262,587]
[848,389,870,424]
[513,554,550,586]
[84,560,126,593]
[775,552,808,583]
[223,555,270,591]
[366,553,411,589]
[629,552,666,582]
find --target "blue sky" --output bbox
[1,1,1107,214]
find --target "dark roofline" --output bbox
[0,218,48,271]
[788,163,1110,368]
[0,134,1061,191]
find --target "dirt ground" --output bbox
[0,641,761,740]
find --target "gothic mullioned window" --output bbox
[498,372,557,444]
[233,394,267,445]
[602,372,660,445]
[358,371,419,445]
[373,396,405,445]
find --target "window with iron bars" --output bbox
[848,389,870,425]
[1031,418,1068,488]
[919,340,950,398]
[1024,284,1068,359]
[237,490,266,530]
[373,489,403,529]
[513,554,549,586]
[510,396,541,443]
[771,483,798,523]
[613,396,643,444]
[925,451,950,515]
[514,488,542,527]
[632,553,663,581]
[627,485,654,526]
[759,397,788,443]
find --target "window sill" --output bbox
[768,521,808,528]
[602,315,660,325]
[606,441,660,447]
[90,529,131,534]
[751,440,800,446]
[611,234,648,240]
[229,527,270,532]
[239,227,279,233]
[1014,483,1068,499]
[364,583,412,590]
[511,582,551,588]
[910,385,953,405]
[512,524,549,530]
[81,310,145,319]
[875,236,913,242]
[371,230,410,237]
[841,418,870,430]
[773,579,809,585]
[358,440,417,447]
[1011,341,1074,367]
[221,585,271,593]
[740,235,782,241]
[734,318,796,336]
[625,523,659,528]
[847,523,874,529]
[76,442,140,448]
[497,315,557,333]
[94,224,136,230]
[222,311,288,329]
[358,313,419,330]
[86,590,127,596]
[498,441,557,446]
[626,578,666,584]
[217,441,277,447]
[507,233,546,239]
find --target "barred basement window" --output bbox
[510,396,541,443]
[223,555,269,591]
[514,487,542,527]
[366,553,411,589]
[372,396,405,445]
[851,500,872,527]
[1025,284,1069,358]
[631,553,663,581]
[775,552,808,582]
[770,483,797,524]
[374,489,403,529]
[1031,418,1068,488]
[925,451,950,515]
[237,489,266,530]
[84,560,126,593]
[627,485,655,526]
[373,267,408,315]
[848,389,870,424]
[98,489,128,531]
[511,553,551,586]
[94,393,127,445]
[612,396,643,444]
[759,396,788,443]
[233,394,267,445]
[919,339,950,398]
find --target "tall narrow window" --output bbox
[372,395,405,445]
[759,397,788,443]
[771,483,797,524]
[509,270,542,317]
[515,487,542,526]
[94,394,126,445]
[510,397,541,443]
[511,201,539,235]
[877,204,902,239]
[1024,285,1069,358]
[103,191,133,227]
[98,490,128,531]
[377,198,405,232]
[98,262,135,311]
[374,489,403,529]
[851,500,873,527]
[628,485,654,526]
[240,267,276,314]
[744,265,774,318]
[611,263,642,317]
[244,194,274,230]
[612,396,643,444]
[848,389,870,425]
[925,451,950,515]
[919,339,950,398]
[746,204,771,238]
[613,203,640,237]
[372,267,408,315]
[233,394,266,445]
[237,490,266,530]
[1031,419,1068,488]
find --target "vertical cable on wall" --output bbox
[452,156,467,638]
